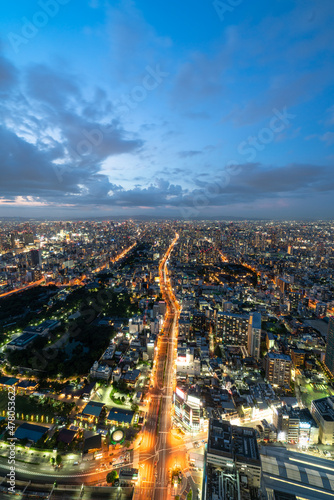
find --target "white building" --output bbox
[176,348,201,376]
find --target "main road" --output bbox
[0,235,181,496]
[134,233,180,500]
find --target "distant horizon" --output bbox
[0,215,333,223]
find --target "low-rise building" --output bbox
[274,406,319,445]
[89,361,112,381]
[6,332,37,350]
[175,347,201,376]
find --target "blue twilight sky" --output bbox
[0,0,333,219]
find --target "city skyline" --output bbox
[0,1,334,219]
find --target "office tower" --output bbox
[30,249,42,267]
[247,312,261,359]
[325,317,334,375]
[10,233,16,248]
[24,232,34,245]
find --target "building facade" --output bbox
[325,317,334,375]
[274,406,319,445]
[216,312,249,345]
[173,387,204,432]
[311,396,334,445]
[247,312,261,359]
[265,353,292,387]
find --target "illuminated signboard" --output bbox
[187,395,201,406]
[299,422,311,429]
[175,388,185,400]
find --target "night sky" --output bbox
[0,0,333,219]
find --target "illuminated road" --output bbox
[134,233,180,500]
[0,242,137,297]
[0,278,44,299]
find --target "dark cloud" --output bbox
[0,54,18,91]
[25,64,80,108]
[0,58,143,205]
[182,162,334,209]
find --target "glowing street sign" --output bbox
[175,388,185,400]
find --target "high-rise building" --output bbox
[325,317,334,375]
[265,352,292,387]
[30,249,42,267]
[290,348,305,368]
[216,312,249,345]
[24,232,34,245]
[247,312,261,359]
[10,233,16,249]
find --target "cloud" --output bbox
[172,50,227,109]
[0,54,144,205]
[319,132,334,146]
[2,145,334,215]
[0,53,18,91]
[178,150,202,158]
[305,131,334,146]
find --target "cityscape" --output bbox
[0,219,334,499]
[1,0,334,499]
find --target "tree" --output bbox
[56,454,62,466]
[107,470,118,484]
[214,345,222,357]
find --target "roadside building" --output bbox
[173,387,204,432]
[206,419,261,492]
[107,408,135,427]
[274,406,319,445]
